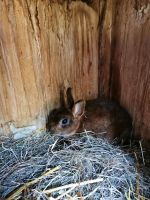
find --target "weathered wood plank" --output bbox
[0,0,149,144]
[110,0,150,143]
[0,0,99,136]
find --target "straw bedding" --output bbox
[0,132,150,200]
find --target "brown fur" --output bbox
[46,89,132,143]
[80,99,132,142]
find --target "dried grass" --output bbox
[0,132,150,200]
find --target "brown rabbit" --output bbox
[46,88,132,143]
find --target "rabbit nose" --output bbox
[50,127,55,132]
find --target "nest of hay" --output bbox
[0,132,150,200]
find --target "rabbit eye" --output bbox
[59,118,70,127]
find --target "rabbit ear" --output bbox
[72,101,86,118]
[66,87,74,109]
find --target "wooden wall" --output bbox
[0,0,150,143]
[111,0,150,144]
[98,0,150,144]
[0,0,99,136]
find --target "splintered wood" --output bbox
[0,1,98,134]
[0,0,150,142]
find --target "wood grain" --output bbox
[0,0,99,135]
[110,0,150,144]
[0,0,149,144]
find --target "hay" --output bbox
[0,132,150,200]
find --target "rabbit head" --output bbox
[46,88,85,137]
